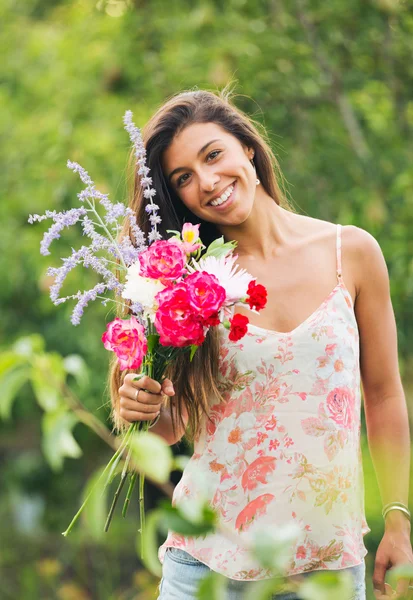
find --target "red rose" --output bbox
[228,313,249,342]
[246,280,267,311]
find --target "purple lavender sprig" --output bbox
[29,110,164,325]
[28,166,142,324]
[28,208,88,256]
[123,110,162,243]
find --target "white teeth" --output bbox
[210,184,234,207]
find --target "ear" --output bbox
[244,145,255,160]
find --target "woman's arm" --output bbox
[149,393,189,446]
[349,225,412,597]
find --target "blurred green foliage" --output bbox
[1,0,412,598]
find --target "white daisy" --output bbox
[188,253,253,305]
[121,261,165,321]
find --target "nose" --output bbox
[199,171,219,193]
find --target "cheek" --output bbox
[177,192,203,217]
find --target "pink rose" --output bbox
[326,386,355,428]
[181,223,202,254]
[185,271,226,319]
[101,316,147,371]
[138,239,186,284]
[155,283,205,347]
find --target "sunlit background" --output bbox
[1,0,412,598]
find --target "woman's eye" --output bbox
[208,150,221,161]
[177,174,189,187]
[176,150,221,187]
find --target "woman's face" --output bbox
[162,122,257,225]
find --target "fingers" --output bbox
[119,374,166,424]
[374,583,396,599]
[120,395,162,413]
[373,557,389,596]
[384,583,396,597]
[120,376,163,404]
[119,405,160,423]
[161,378,175,396]
[126,373,162,394]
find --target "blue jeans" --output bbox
[156,547,366,600]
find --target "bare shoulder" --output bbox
[291,214,388,302]
[340,225,389,299]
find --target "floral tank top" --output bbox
[158,224,370,580]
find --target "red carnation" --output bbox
[228,313,249,342]
[246,280,267,311]
[203,311,221,327]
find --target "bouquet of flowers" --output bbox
[28,110,267,555]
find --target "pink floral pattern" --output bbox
[158,225,370,580]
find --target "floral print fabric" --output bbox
[158,224,370,580]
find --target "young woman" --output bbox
[112,89,412,600]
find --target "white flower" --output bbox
[121,262,165,320]
[188,253,253,305]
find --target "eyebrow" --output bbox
[168,139,222,182]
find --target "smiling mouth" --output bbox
[208,181,236,207]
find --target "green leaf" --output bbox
[242,577,287,600]
[129,431,173,484]
[388,564,413,588]
[157,498,217,536]
[147,334,160,353]
[0,366,29,420]
[41,408,82,471]
[82,465,111,541]
[166,229,181,238]
[138,508,163,577]
[63,354,89,387]
[171,454,190,472]
[31,353,65,412]
[13,334,45,357]
[250,523,300,571]
[196,570,227,600]
[202,237,237,259]
[189,344,198,361]
[299,570,353,600]
[0,350,26,377]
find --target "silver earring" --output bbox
[256,178,260,185]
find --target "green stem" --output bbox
[104,472,128,532]
[122,471,137,517]
[62,425,133,536]
[139,470,146,559]
[85,197,127,270]
[104,422,138,531]
[117,423,139,518]
[96,295,131,311]
[137,350,154,559]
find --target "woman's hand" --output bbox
[373,521,413,599]
[118,374,175,424]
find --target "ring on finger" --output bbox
[134,389,140,401]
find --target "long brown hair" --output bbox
[109,84,294,443]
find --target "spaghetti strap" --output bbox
[336,224,343,283]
